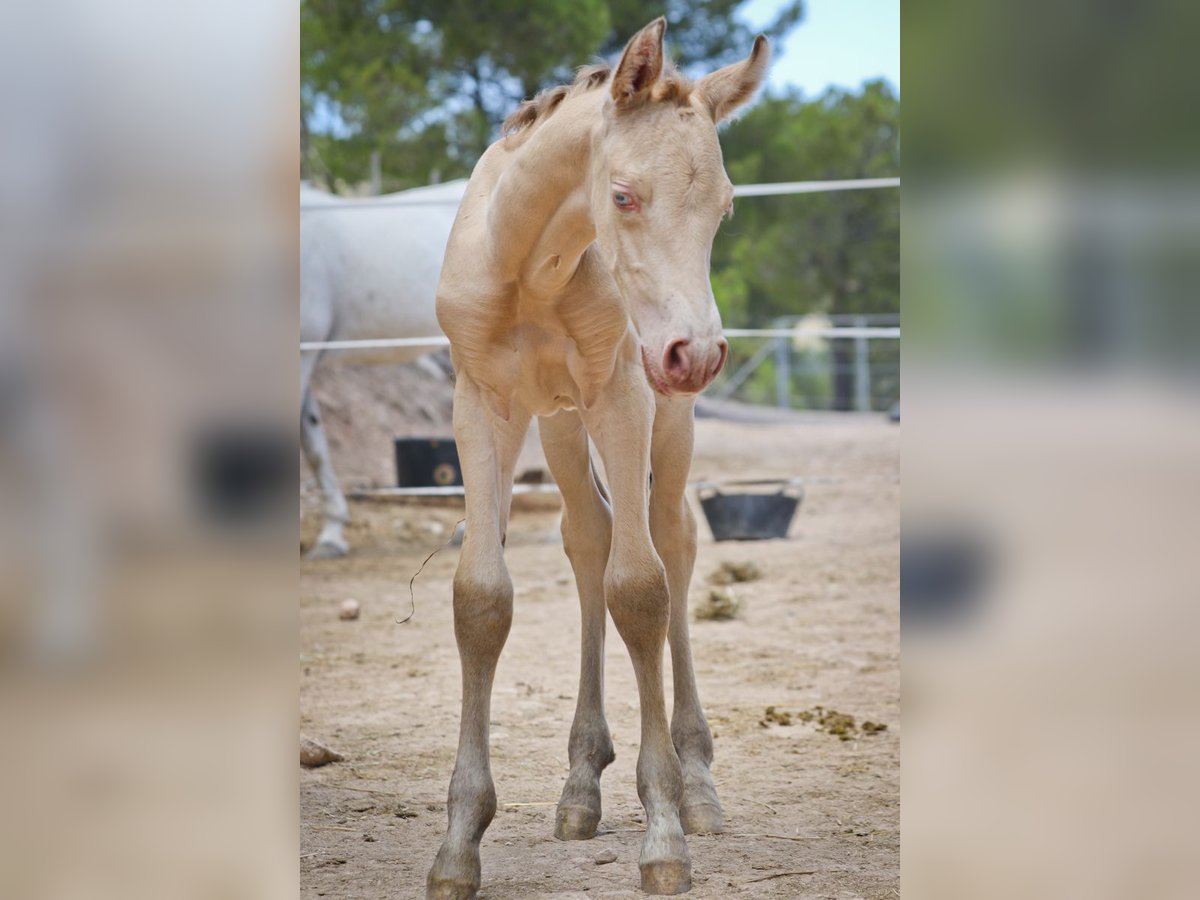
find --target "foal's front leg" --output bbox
[650,395,723,834]
[427,377,529,900]
[586,372,691,896]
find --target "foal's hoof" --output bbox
[555,803,600,840]
[680,801,724,835]
[639,860,692,895]
[426,844,480,900]
[425,875,477,900]
[304,539,348,560]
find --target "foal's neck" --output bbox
[489,92,604,295]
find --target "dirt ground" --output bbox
[300,413,899,899]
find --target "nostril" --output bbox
[663,339,690,380]
[712,340,729,378]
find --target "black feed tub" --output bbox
[695,479,804,541]
[394,437,463,488]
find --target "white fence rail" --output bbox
[300,327,898,353]
[300,177,899,211]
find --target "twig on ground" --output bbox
[736,797,779,815]
[734,832,817,843]
[400,518,465,624]
[745,870,817,883]
[331,785,405,797]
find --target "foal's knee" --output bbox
[605,558,670,652]
[452,561,513,656]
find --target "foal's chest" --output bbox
[507,322,590,416]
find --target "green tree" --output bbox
[600,0,801,70]
[302,1,803,191]
[712,81,900,408]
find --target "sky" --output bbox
[739,0,899,97]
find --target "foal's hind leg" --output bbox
[651,396,723,834]
[427,377,530,900]
[540,410,615,840]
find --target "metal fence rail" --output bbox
[300,176,900,211]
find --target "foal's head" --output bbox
[590,18,768,396]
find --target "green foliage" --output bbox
[713,80,900,325]
[302,0,804,190]
[599,0,802,70]
[712,82,900,409]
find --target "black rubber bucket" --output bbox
[394,437,463,488]
[695,479,804,541]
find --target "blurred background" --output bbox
[904,2,1200,898]
[2,0,1196,897]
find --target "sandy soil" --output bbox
[300,414,899,899]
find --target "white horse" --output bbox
[300,179,466,557]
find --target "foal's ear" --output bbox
[694,34,770,123]
[611,17,666,106]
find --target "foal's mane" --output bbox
[502,63,695,143]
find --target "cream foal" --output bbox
[427,18,768,898]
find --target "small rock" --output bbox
[300,735,344,767]
[339,599,360,620]
[594,849,618,865]
[362,833,376,842]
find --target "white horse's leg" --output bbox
[650,396,723,834]
[300,386,349,559]
[585,370,691,896]
[428,375,529,900]
[540,410,615,841]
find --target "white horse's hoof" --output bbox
[304,539,348,560]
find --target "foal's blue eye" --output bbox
[613,191,635,209]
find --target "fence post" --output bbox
[854,315,871,412]
[774,335,790,409]
[369,151,382,195]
